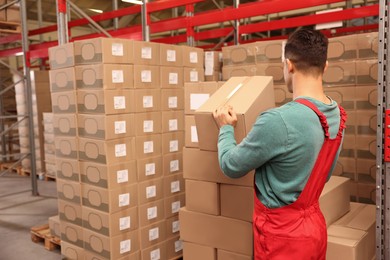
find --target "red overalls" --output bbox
[253,99,347,260]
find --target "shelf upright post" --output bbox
[233,0,240,45]
[141,0,150,42]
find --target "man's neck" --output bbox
[292,73,330,104]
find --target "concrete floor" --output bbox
[0,173,61,260]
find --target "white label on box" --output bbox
[190,52,198,63]
[149,227,159,241]
[168,96,178,108]
[190,71,199,82]
[112,70,124,83]
[191,126,199,143]
[112,43,124,56]
[146,185,156,199]
[172,201,181,214]
[115,143,127,157]
[145,163,156,176]
[119,193,130,207]
[119,216,131,230]
[172,220,180,233]
[175,240,183,253]
[141,70,152,83]
[117,169,129,183]
[120,239,131,254]
[143,120,154,133]
[150,249,161,260]
[114,96,126,110]
[147,206,157,220]
[142,47,152,59]
[143,96,153,108]
[167,50,176,62]
[170,159,179,173]
[190,93,210,110]
[169,140,179,152]
[169,119,178,131]
[171,180,180,193]
[205,52,215,75]
[144,141,154,154]
[114,121,126,134]
[169,73,178,85]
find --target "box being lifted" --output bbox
[194,76,275,151]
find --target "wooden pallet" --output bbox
[0,20,21,34]
[0,162,23,175]
[44,174,56,182]
[30,224,61,251]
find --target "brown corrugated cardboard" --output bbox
[185,179,220,215]
[49,215,61,238]
[75,64,134,89]
[162,132,184,155]
[356,135,375,159]
[133,41,160,65]
[82,206,139,236]
[205,51,222,72]
[164,192,185,219]
[160,66,184,88]
[56,158,80,182]
[195,76,275,151]
[51,91,77,114]
[160,44,183,67]
[60,221,84,247]
[58,199,82,227]
[185,115,198,148]
[184,67,205,83]
[83,228,140,259]
[328,34,358,61]
[179,207,253,255]
[74,38,134,64]
[53,113,77,136]
[165,216,180,239]
[323,61,356,86]
[49,67,76,92]
[274,84,293,107]
[355,59,378,85]
[253,39,283,63]
[61,241,84,260]
[162,152,182,176]
[355,110,376,136]
[135,89,161,113]
[134,112,162,135]
[135,134,162,159]
[137,177,164,205]
[84,250,141,260]
[183,242,217,260]
[79,160,137,189]
[49,43,75,69]
[357,32,378,59]
[162,111,184,133]
[163,173,185,197]
[205,72,222,82]
[78,137,135,164]
[324,86,356,111]
[356,182,375,204]
[77,89,135,114]
[81,183,138,213]
[57,179,82,205]
[165,236,183,259]
[161,89,184,111]
[78,113,136,140]
[182,46,204,68]
[133,65,160,89]
[222,64,284,85]
[184,81,220,115]
[356,158,375,183]
[139,220,167,249]
[220,184,254,222]
[141,242,167,260]
[183,147,254,186]
[218,249,252,260]
[6,6,19,23]
[136,156,163,182]
[222,44,255,66]
[355,85,376,110]
[333,157,356,180]
[55,136,78,159]
[138,199,165,227]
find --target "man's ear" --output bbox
[286,59,294,73]
[323,60,329,73]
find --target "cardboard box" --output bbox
[179,207,253,255]
[185,115,198,148]
[160,44,183,67]
[136,156,163,182]
[183,241,217,260]
[79,160,137,189]
[53,113,77,136]
[61,241,84,260]
[55,136,78,159]
[78,137,135,164]
[253,39,283,63]
[82,206,139,236]
[77,89,135,114]
[49,215,61,238]
[74,37,134,64]
[205,72,222,82]
[135,89,161,113]
[141,242,167,260]
[355,60,378,85]
[182,46,204,68]
[356,158,375,183]
[139,220,167,248]
[328,34,358,61]
[324,85,355,111]
[164,192,185,218]
[274,84,293,106]
[138,199,165,227]
[184,82,220,115]
[6,5,20,23]
[220,184,254,222]
[357,32,378,59]
[75,64,134,89]
[83,228,140,259]
[133,65,160,89]
[355,110,376,136]
[332,157,357,181]
[49,43,75,69]
[134,112,162,136]
[56,158,80,182]
[133,41,160,65]
[161,89,184,111]
[356,182,375,204]
[355,85,376,110]
[49,67,76,92]
[222,44,256,66]
[81,183,138,213]
[205,51,222,72]
[163,152,182,176]
[222,64,284,85]
[356,135,375,159]
[51,91,77,114]
[323,61,356,86]
[58,199,82,226]
[135,134,162,159]
[183,147,254,186]
[218,249,252,260]
[195,76,275,151]
[162,111,184,133]
[57,179,82,204]
[184,67,205,83]
[165,236,183,259]
[60,221,83,247]
[78,113,136,140]
[84,250,141,260]
[162,131,184,155]
[160,66,184,88]
[137,177,164,205]
[165,216,180,239]
[164,173,185,197]
[185,179,220,215]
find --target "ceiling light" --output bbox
[88,8,103,13]
[122,0,144,5]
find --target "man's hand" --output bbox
[213,105,238,128]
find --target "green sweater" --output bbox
[217,96,342,209]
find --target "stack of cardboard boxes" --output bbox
[204,51,222,81]
[42,112,56,179]
[0,0,20,23]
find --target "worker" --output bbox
[213,28,346,259]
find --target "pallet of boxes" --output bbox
[0,0,21,34]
